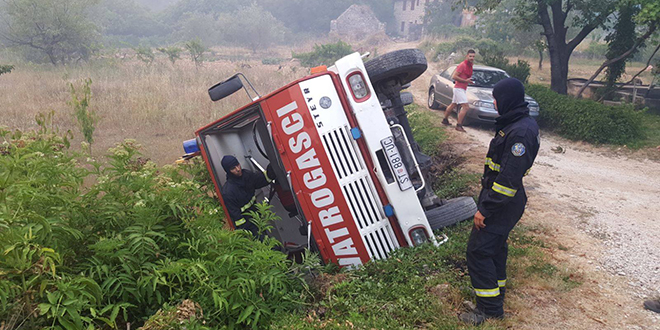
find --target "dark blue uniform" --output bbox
[220,156,273,240]
[467,78,540,317]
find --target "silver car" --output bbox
[428,65,539,125]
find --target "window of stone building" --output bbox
[411,0,415,10]
[417,0,420,6]
[402,0,406,10]
[401,21,405,32]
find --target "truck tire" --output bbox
[365,49,427,87]
[425,196,477,230]
[381,91,414,108]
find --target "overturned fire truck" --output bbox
[182,49,476,267]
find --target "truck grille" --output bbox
[321,126,400,260]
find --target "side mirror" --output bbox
[208,74,243,102]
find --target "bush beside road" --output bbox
[526,84,645,145]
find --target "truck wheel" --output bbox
[428,87,440,109]
[400,91,414,106]
[365,49,427,87]
[380,91,414,109]
[425,196,477,230]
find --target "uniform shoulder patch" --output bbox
[511,143,526,157]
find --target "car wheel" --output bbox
[425,196,477,230]
[428,87,440,109]
[365,49,427,87]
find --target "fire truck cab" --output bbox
[187,49,465,267]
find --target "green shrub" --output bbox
[0,64,13,75]
[506,60,531,84]
[0,119,314,329]
[69,78,98,154]
[157,46,182,65]
[293,41,353,67]
[134,45,155,65]
[261,57,283,65]
[480,48,509,70]
[526,84,645,144]
[583,42,608,59]
[185,39,207,67]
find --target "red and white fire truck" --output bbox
[183,49,476,267]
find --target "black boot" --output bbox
[459,309,504,325]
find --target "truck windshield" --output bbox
[471,70,509,88]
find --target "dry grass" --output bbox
[1,41,653,165]
[0,54,303,164]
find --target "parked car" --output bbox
[428,65,540,124]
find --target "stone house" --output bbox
[330,5,386,41]
[393,0,477,39]
[393,0,426,38]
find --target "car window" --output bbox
[471,69,509,88]
[440,67,454,80]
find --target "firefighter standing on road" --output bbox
[460,78,540,325]
[220,155,274,240]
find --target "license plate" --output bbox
[381,136,412,191]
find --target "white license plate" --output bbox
[381,136,412,191]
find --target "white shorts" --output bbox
[452,88,468,104]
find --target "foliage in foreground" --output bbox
[526,84,645,145]
[0,119,312,329]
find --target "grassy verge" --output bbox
[629,111,660,149]
[273,220,581,329]
[407,104,480,199]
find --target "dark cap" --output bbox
[492,78,526,115]
[221,155,240,173]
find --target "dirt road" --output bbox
[408,75,660,329]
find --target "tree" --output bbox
[184,38,207,67]
[576,0,659,98]
[0,0,99,65]
[471,0,618,94]
[158,46,182,65]
[134,45,155,65]
[533,39,546,70]
[91,0,168,42]
[218,4,288,53]
[424,0,465,36]
[604,4,638,89]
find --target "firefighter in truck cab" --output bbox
[220,155,275,241]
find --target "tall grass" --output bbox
[0,56,302,164]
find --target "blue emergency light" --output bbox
[183,138,200,154]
